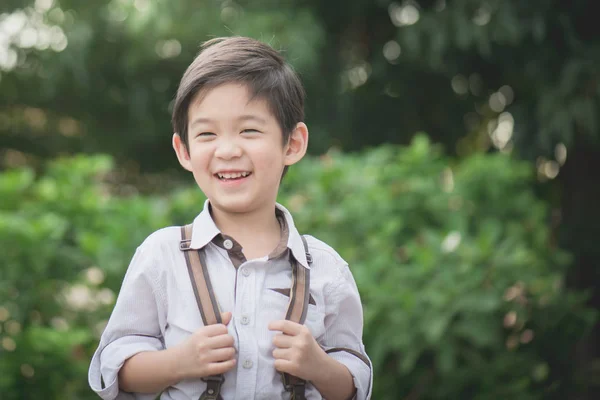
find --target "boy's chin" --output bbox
[209,197,267,215]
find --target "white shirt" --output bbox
[88,201,372,399]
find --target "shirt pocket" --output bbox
[164,301,202,348]
[261,288,326,340]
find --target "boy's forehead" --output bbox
[188,82,273,119]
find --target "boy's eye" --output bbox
[197,132,216,137]
[241,129,261,134]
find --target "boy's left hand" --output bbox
[268,320,327,382]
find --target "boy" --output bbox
[88,36,372,400]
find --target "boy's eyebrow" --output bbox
[237,115,267,124]
[190,115,267,127]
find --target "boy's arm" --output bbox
[119,312,237,394]
[269,263,372,400]
[89,247,167,400]
[310,353,356,400]
[118,347,184,393]
[319,264,373,400]
[89,245,238,399]
[269,320,356,400]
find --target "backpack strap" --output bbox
[181,225,314,400]
[281,235,312,400]
[180,225,224,400]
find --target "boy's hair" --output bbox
[172,36,305,152]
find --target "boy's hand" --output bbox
[268,320,327,382]
[175,311,237,380]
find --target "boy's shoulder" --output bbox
[302,234,348,268]
[302,235,357,297]
[137,225,182,253]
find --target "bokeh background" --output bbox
[1,0,599,399]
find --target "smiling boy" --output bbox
[89,36,372,400]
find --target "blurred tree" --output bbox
[0,0,324,175]
[1,0,599,397]
[1,146,596,399]
[291,2,600,398]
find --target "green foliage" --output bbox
[0,154,164,399]
[283,135,597,399]
[0,0,325,171]
[3,0,597,168]
[0,137,595,399]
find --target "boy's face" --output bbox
[173,83,307,216]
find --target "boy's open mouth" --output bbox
[215,171,252,181]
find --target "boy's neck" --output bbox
[210,202,281,258]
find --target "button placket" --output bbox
[237,264,252,328]
[235,260,254,366]
[234,261,262,400]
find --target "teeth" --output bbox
[217,171,250,179]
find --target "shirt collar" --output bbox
[189,200,310,269]
[275,203,311,269]
[189,200,222,249]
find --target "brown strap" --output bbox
[181,226,314,399]
[199,375,225,400]
[282,236,312,399]
[180,225,222,325]
[325,347,371,367]
[282,374,307,400]
[285,236,312,323]
[285,261,310,323]
[180,225,224,400]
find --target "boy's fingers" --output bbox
[221,311,232,326]
[199,323,229,337]
[206,333,235,349]
[272,348,291,360]
[207,358,236,376]
[208,346,237,362]
[268,320,302,335]
[272,333,294,349]
[273,359,293,374]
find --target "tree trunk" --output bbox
[560,132,600,400]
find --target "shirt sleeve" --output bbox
[322,264,373,400]
[88,246,166,400]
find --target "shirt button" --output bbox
[241,315,250,325]
[243,359,253,369]
[241,268,250,277]
[223,239,233,250]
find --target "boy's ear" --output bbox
[172,133,193,172]
[284,122,308,166]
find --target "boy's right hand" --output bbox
[175,311,237,380]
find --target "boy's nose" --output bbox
[214,139,243,159]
